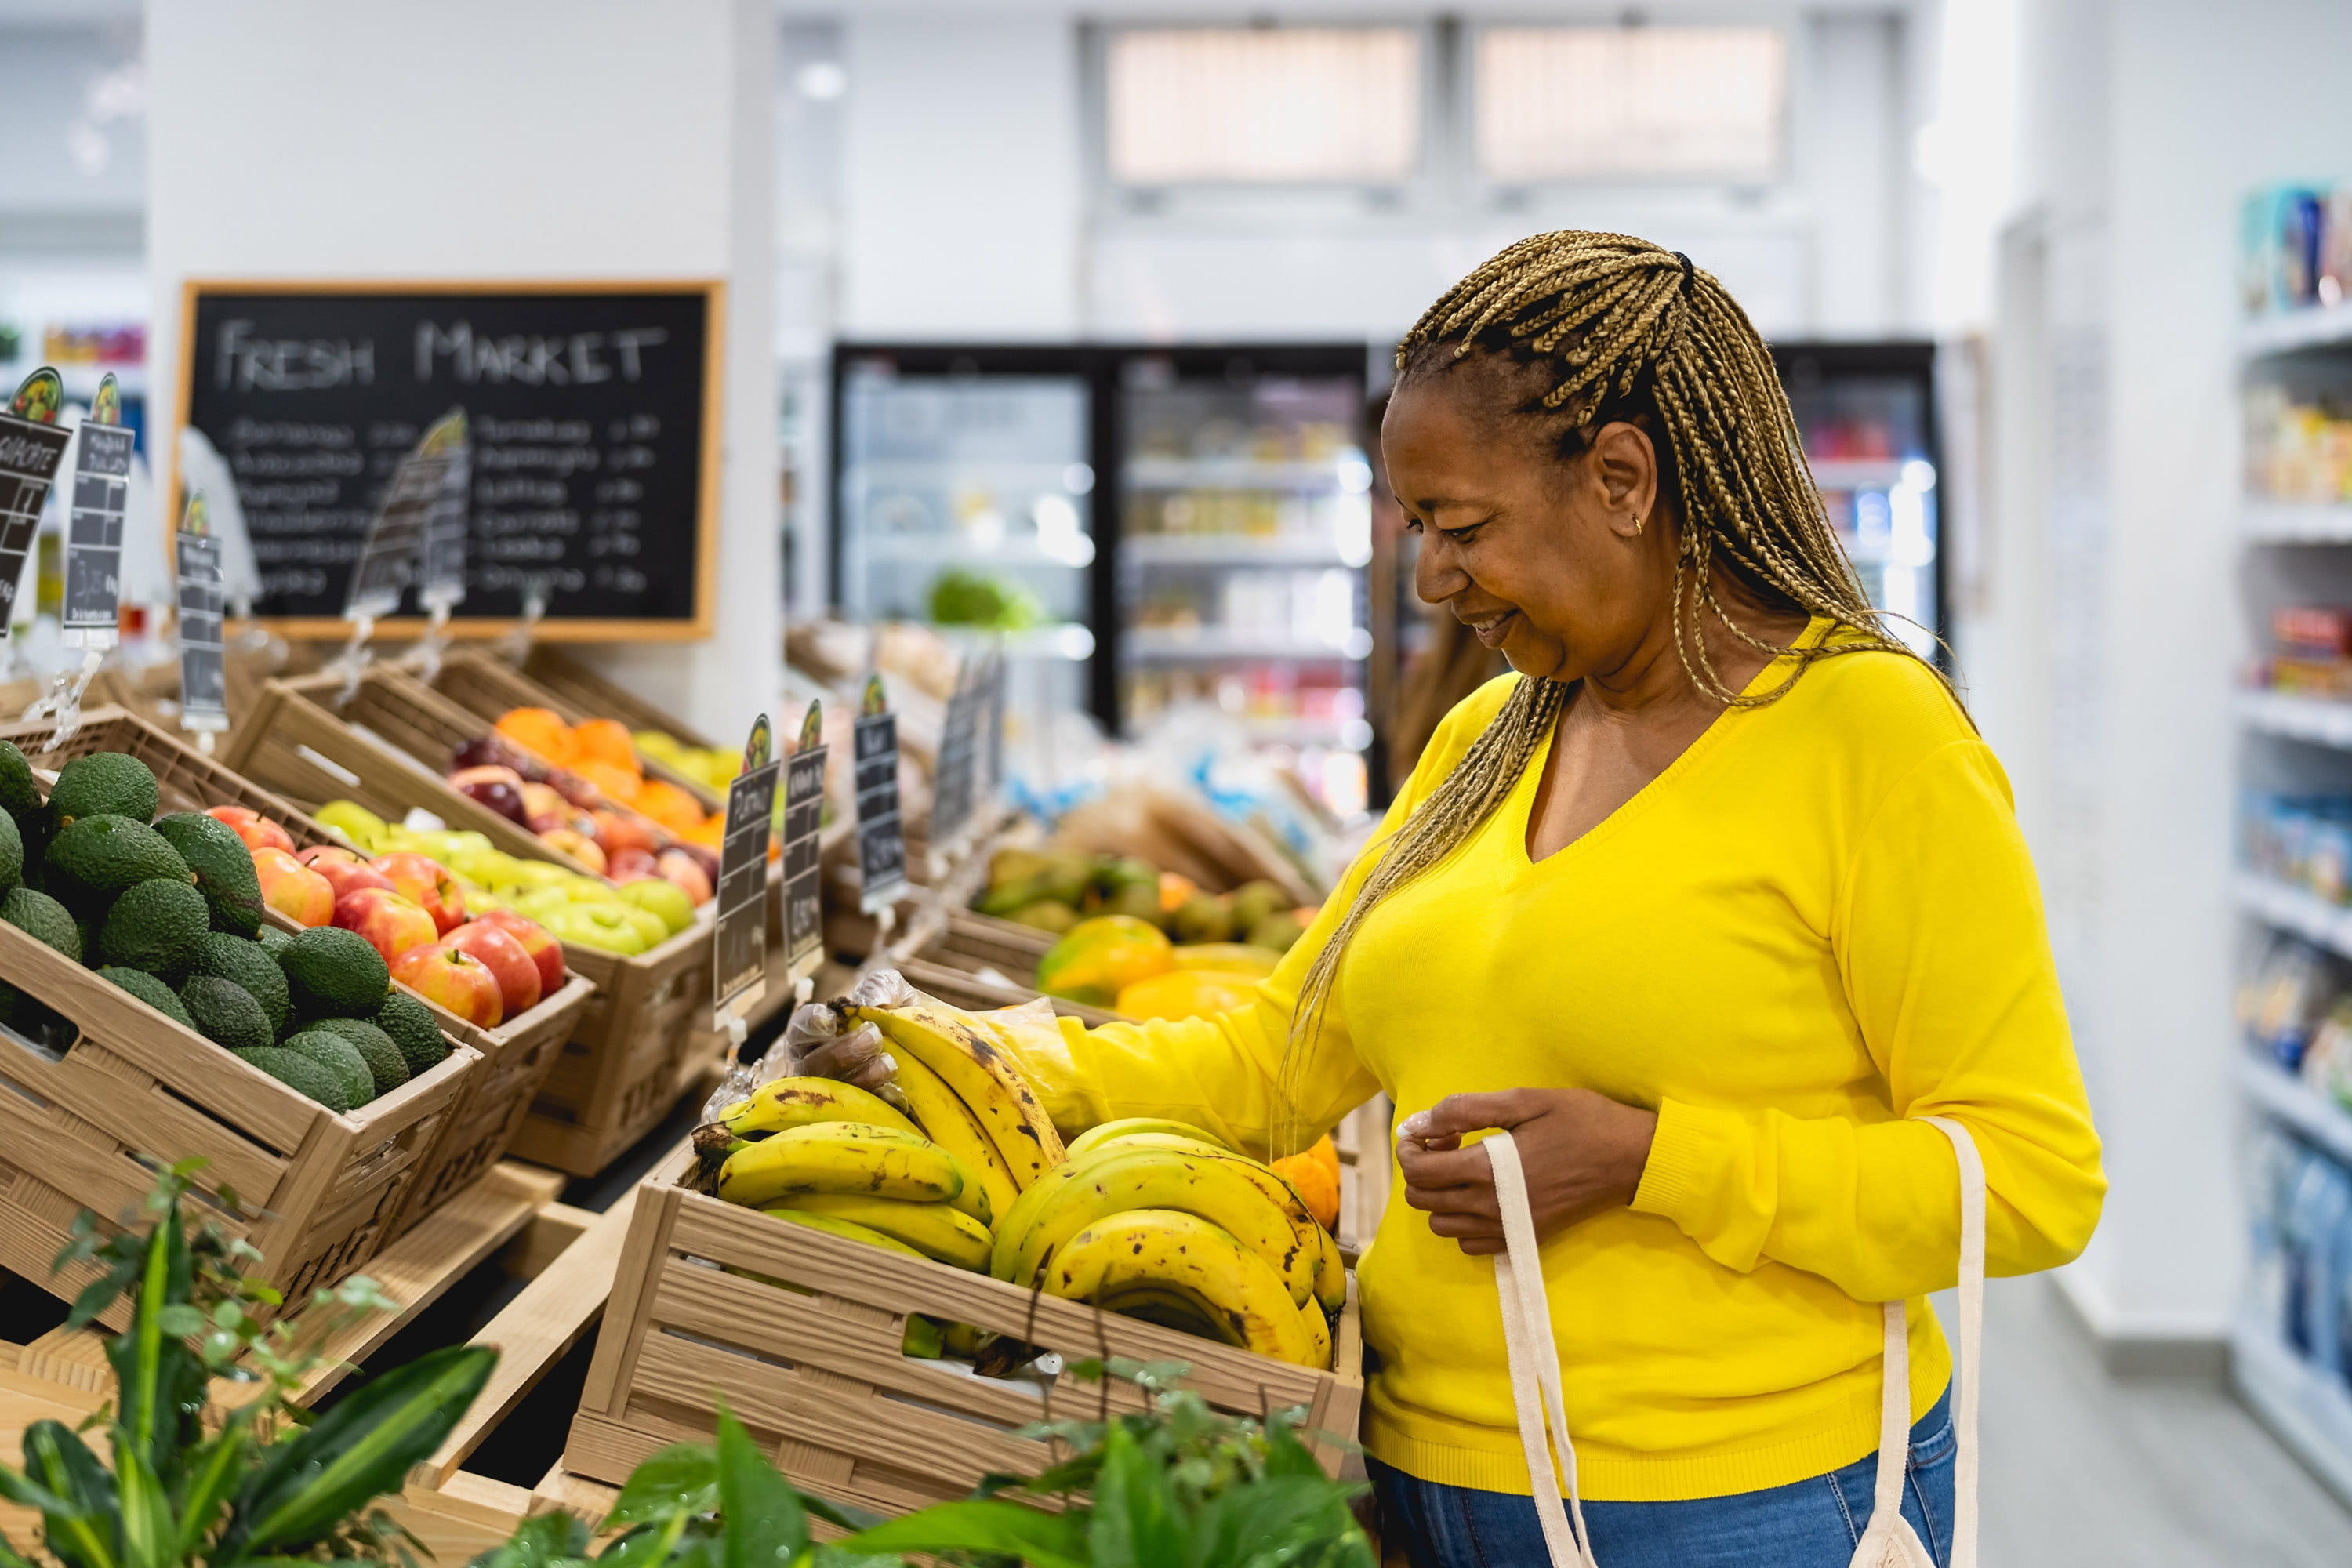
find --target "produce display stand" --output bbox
[0,707,593,1240]
[426,647,726,813]
[226,667,728,1177]
[558,1146,1363,1519]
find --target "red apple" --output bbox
[519,782,568,835]
[592,808,657,860]
[299,844,395,902]
[656,848,713,906]
[471,910,564,996]
[390,942,503,1028]
[252,847,333,927]
[540,828,608,876]
[371,852,466,934]
[335,886,441,962]
[443,921,543,1017]
[449,764,530,827]
[606,846,659,882]
[209,805,296,855]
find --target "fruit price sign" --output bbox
[344,417,463,622]
[931,670,980,853]
[63,373,132,639]
[416,408,471,613]
[176,494,229,733]
[713,713,782,1029]
[0,368,71,637]
[782,701,826,983]
[854,675,909,916]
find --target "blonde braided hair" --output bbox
[1276,232,1944,1142]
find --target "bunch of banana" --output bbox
[841,1000,1070,1191]
[715,1119,1001,1272]
[993,1116,1343,1370]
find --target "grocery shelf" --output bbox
[2238,688,2352,748]
[842,459,1090,488]
[2231,1308,2352,1508]
[1123,626,1364,661]
[2233,873,2352,958]
[2241,303,2352,360]
[1123,456,1368,492]
[858,535,1092,567]
[1809,459,1914,491]
[2244,500,2352,543]
[2238,1053,2352,1167]
[1124,534,1356,567]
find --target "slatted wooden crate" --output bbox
[226,670,728,1176]
[561,1151,1361,1519]
[2,707,593,1236]
[426,648,725,814]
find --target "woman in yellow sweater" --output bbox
[800,233,2104,1566]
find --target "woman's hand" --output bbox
[779,968,916,1092]
[1396,1089,1658,1256]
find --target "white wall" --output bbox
[143,0,779,744]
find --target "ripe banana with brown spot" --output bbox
[850,1003,1066,1186]
[886,1045,1020,1232]
[1297,1298,1334,1371]
[764,1192,993,1272]
[1063,1117,1231,1160]
[1044,1209,1315,1367]
[717,1121,964,1211]
[759,1207,927,1261]
[993,1143,1314,1307]
[693,1076,922,1157]
[1073,1131,1343,1310]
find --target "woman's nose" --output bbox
[1415,537,1467,604]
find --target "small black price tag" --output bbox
[418,408,471,612]
[713,713,783,1029]
[343,419,463,622]
[982,648,1007,804]
[0,369,72,639]
[782,700,827,982]
[854,674,909,915]
[176,494,228,733]
[64,380,132,637]
[931,666,981,851]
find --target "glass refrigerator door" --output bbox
[1117,368,1373,818]
[1782,366,1940,656]
[837,366,1097,710]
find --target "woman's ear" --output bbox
[1588,421,1658,539]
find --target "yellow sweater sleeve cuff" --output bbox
[1629,1097,1764,1269]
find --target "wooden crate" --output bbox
[0,920,479,1329]
[561,1152,1362,1518]
[427,648,725,814]
[2,707,593,1231]
[225,672,728,1177]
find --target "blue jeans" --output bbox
[1369,1386,1955,1568]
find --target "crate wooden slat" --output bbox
[427,648,725,814]
[226,670,735,1176]
[561,1152,1361,1519]
[3,707,590,1231]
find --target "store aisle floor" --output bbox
[1976,1276,2352,1565]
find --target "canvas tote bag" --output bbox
[1480,1116,1986,1568]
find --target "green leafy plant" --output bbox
[0,1160,495,1568]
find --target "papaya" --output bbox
[1114,967,1260,1022]
[1036,914,1173,1006]
[1171,942,1280,978]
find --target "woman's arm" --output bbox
[1627,738,2107,1301]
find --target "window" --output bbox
[1475,27,1786,182]
[1105,27,1421,184]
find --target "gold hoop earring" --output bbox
[1632,513,1647,535]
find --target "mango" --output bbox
[1036,914,1173,1007]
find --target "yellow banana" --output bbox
[887,1047,1019,1232]
[695,1076,923,1156]
[941,1321,994,1358]
[851,1003,1067,1187]
[994,1144,1314,1307]
[717,1121,964,1210]
[1096,1283,1237,1344]
[1064,1117,1232,1160]
[759,1206,927,1261]
[764,1192,993,1272]
[1045,1210,1315,1367]
[1298,1298,1333,1371]
[1070,1132,1340,1309]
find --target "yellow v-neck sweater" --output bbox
[1011,625,2104,1501]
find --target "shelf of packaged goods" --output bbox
[2244,500,2352,543]
[931,622,1094,661]
[858,534,1093,568]
[2241,303,2352,360]
[2233,872,2352,958]
[1808,459,1915,491]
[843,459,1091,488]
[2238,688,2352,748]
[2231,1307,2352,1508]
[1123,626,1366,662]
[2238,1053,2352,1167]
[1123,456,1370,492]
[1123,534,1360,567]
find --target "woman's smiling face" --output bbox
[1381,359,1672,685]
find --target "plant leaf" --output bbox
[173,1415,259,1559]
[110,1443,176,1568]
[466,1509,590,1568]
[715,1405,804,1568]
[1260,1409,1324,1480]
[221,1344,495,1556]
[604,1443,718,1528]
[106,1199,205,1497]
[16,1420,119,1568]
[1089,1420,1184,1568]
[1185,1476,1358,1568]
[841,1499,1090,1568]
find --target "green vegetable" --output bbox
[372,990,450,1076]
[44,813,191,914]
[188,931,292,1035]
[45,750,158,830]
[100,966,197,1031]
[281,1029,375,1109]
[302,1016,410,1097]
[928,567,1044,630]
[278,926,390,1018]
[153,811,266,936]
[96,878,212,982]
[180,975,274,1054]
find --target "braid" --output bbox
[1277,232,1947,1140]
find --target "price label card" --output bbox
[176,494,229,733]
[982,648,1007,805]
[931,667,980,851]
[854,674,909,915]
[0,368,71,638]
[64,376,132,638]
[713,713,783,1029]
[417,409,470,612]
[782,700,827,983]
[343,420,461,622]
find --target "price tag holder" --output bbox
[930,663,981,864]
[782,700,827,986]
[854,674,909,916]
[176,493,229,743]
[981,646,1008,808]
[332,418,463,695]
[0,368,71,639]
[63,374,130,644]
[407,408,471,683]
[713,713,783,1038]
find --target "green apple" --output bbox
[443,831,495,857]
[315,800,389,853]
[449,848,520,886]
[507,862,572,891]
[562,877,620,902]
[611,903,670,950]
[542,904,648,955]
[515,886,575,921]
[459,885,510,916]
[617,877,694,935]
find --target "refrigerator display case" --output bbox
[830,344,1373,815]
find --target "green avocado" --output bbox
[96,879,212,982]
[0,884,81,1036]
[101,967,197,1032]
[178,975,273,1055]
[0,740,37,822]
[46,752,158,833]
[0,808,20,891]
[231,1046,354,1113]
[281,1029,376,1109]
[278,927,390,1019]
[188,932,291,1036]
[152,812,265,938]
[302,1016,410,1097]
[45,815,191,916]
[372,991,450,1077]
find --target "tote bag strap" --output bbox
[1484,1129,1601,1568]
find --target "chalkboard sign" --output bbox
[782,701,826,982]
[714,714,782,1029]
[0,372,71,636]
[176,281,719,639]
[176,494,228,733]
[64,376,131,638]
[854,676,909,915]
